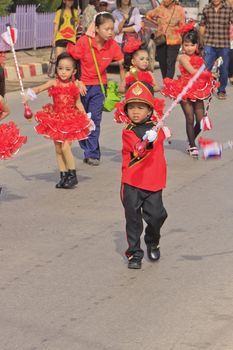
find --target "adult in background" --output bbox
[67,13,124,166]
[82,0,99,32]
[98,0,110,12]
[199,0,233,100]
[52,0,80,57]
[146,0,185,79]
[112,0,142,48]
[226,0,233,85]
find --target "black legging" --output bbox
[180,100,204,148]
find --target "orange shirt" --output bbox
[147,3,185,45]
[67,35,123,85]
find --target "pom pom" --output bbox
[153,97,165,118]
[114,101,130,124]
[123,37,143,53]
[125,71,153,86]
[176,21,196,34]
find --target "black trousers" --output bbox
[156,43,180,79]
[121,183,168,260]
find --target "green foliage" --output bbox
[0,0,14,15]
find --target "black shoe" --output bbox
[128,256,142,269]
[147,244,160,261]
[63,169,78,189]
[55,171,68,189]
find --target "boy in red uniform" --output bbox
[115,79,168,269]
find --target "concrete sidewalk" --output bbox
[4,47,51,81]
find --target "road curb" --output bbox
[4,62,49,80]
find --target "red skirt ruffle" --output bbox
[0,122,27,160]
[162,72,217,101]
[35,104,94,142]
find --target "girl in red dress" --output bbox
[122,38,160,93]
[0,62,27,161]
[25,52,94,189]
[162,27,217,158]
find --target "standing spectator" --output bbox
[146,0,185,79]
[199,0,233,100]
[112,0,142,48]
[112,0,142,78]
[98,0,110,12]
[52,0,80,58]
[226,0,233,84]
[67,13,124,166]
[82,0,99,32]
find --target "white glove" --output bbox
[26,88,37,101]
[144,129,158,142]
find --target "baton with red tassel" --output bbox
[1,24,33,120]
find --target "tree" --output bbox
[0,0,13,15]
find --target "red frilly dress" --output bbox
[0,103,27,160]
[35,81,94,142]
[162,55,218,101]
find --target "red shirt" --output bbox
[67,35,123,85]
[121,122,166,191]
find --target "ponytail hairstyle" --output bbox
[57,0,77,30]
[95,12,115,27]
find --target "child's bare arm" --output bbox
[149,71,160,92]
[31,79,56,95]
[23,79,56,102]
[0,96,10,121]
[76,95,86,113]
[179,54,197,75]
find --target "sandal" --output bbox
[189,147,199,158]
[217,92,226,100]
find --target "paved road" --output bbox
[1,76,233,350]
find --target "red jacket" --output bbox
[121,121,166,191]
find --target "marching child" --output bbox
[24,52,94,189]
[114,77,168,269]
[123,39,160,92]
[162,23,218,158]
[0,61,27,161]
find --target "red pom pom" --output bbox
[125,71,153,86]
[114,101,130,124]
[176,21,196,34]
[123,37,143,53]
[153,98,165,118]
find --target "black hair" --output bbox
[0,65,5,97]
[95,12,114,27]
[182,29,199,45]
[57,0,77,30]
[55,52,76,74]
[124,44,149,71]
[116,0,131,8]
